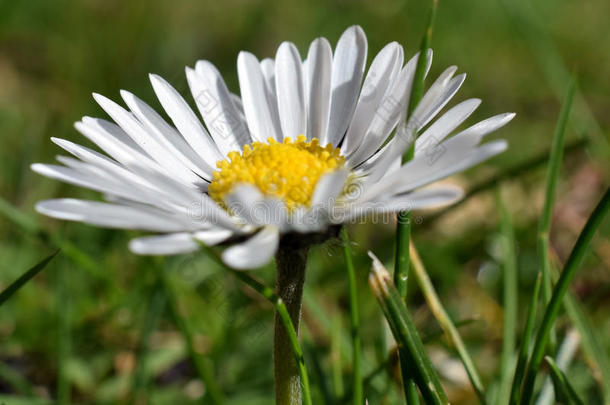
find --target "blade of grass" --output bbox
[549,262,610,404]
[129,286,166,405]
[56,261,70,405]
[0,197,40,235]
[305,342,333,405]
[341,228,362,405]
[536,329,580,405]
[0,196,102,278]
[508,273,542,405]
[497,189,519,405]
[200,244,313,405]
[331,315,344,400]
[0,363,35,396]
[0,250,59,306]
[394,0,438,298]
[537,76,576,353]
[395,3,438,400]
[520,187,610,404]
[402,366,421,405]
[409,243,486,403]
[369,253,449,405]
[545,356,585,405]
[160,269,225,405]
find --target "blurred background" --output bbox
[0,0,609,404]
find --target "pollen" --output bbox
[208,135,345,211]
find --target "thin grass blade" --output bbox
[161,269,226,405]
[552,264,610,404]
[497,189,518,404]
[537,76,576,351]
[369,253,449,405]
[394,0,439,298]
[545,356,585,405]
[508,273,542,405]
[0,250,59,306]
[129,286,166,405]
[410,243,486,403]
[341,228,363,405]
[520,187,610,404]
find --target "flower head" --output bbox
[33,25,514,269]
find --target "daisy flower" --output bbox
[32,25,514,270]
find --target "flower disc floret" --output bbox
[209,135,345,210]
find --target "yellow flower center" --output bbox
[209,135,345,211]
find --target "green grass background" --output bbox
[0,0,609,404]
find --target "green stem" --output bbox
[341,228,363,405]
[520,187,610,404]
[274,243,309,405]
[401,361,421,405]
[394,0,438,301]
[394,213,411,298]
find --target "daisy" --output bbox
[32,25,514,270]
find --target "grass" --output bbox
[0,0,609,404]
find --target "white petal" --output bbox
[311,169,348,208]
[120,89,215,179]
[188,62,251,153]
[76,118,159,170]
[342,185,464,221]
[222,226,279,270]
[225,185,264,224]
[324,25,368,147]
[410,67,465,131]
[51,138,153,189]
[92,93,205,185]
[129,233,200,255]
[260,58,277,96]
[362,139,508,201]
[237,52,282,142]
[226,185,288,229]
[193,228,234,246]
[415,98,481,153]
[32,163,155,207]
[347,49,433,167]
[288,169,348,233]
[275,42,307,139]
[341,42,401,157]
[36,199,192,232]
[149,74,223,165]
[449,112,516,145]
[305,38,332,141]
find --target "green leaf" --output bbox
[0,250,59,306]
